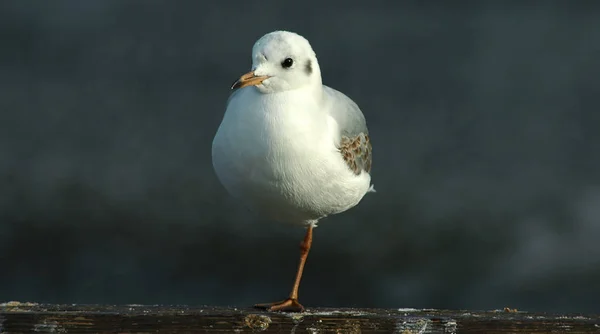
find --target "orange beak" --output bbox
[231,71,270,90]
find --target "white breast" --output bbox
[212,87,371,225]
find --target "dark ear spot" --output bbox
[305,60,312,75]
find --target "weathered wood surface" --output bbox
[1,302,599,333]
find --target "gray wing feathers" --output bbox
[322,85,372,175]
[322,85,368,138]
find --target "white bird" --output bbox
[212,30,374,312]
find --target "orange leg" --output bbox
[254,225,313,312]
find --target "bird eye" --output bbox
[281,58,294,68]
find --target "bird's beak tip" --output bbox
[230,71,269,90]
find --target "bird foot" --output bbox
[254,298,304,312]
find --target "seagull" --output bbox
[212,30,374,312]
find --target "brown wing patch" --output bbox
[340,133,372,175]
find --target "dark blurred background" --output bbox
[1,1,599,314]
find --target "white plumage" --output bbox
[212,30,373,226]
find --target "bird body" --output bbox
[213,83,371,225]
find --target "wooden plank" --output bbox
[1,302,599,333]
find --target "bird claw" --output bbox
[254,298,305,312]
